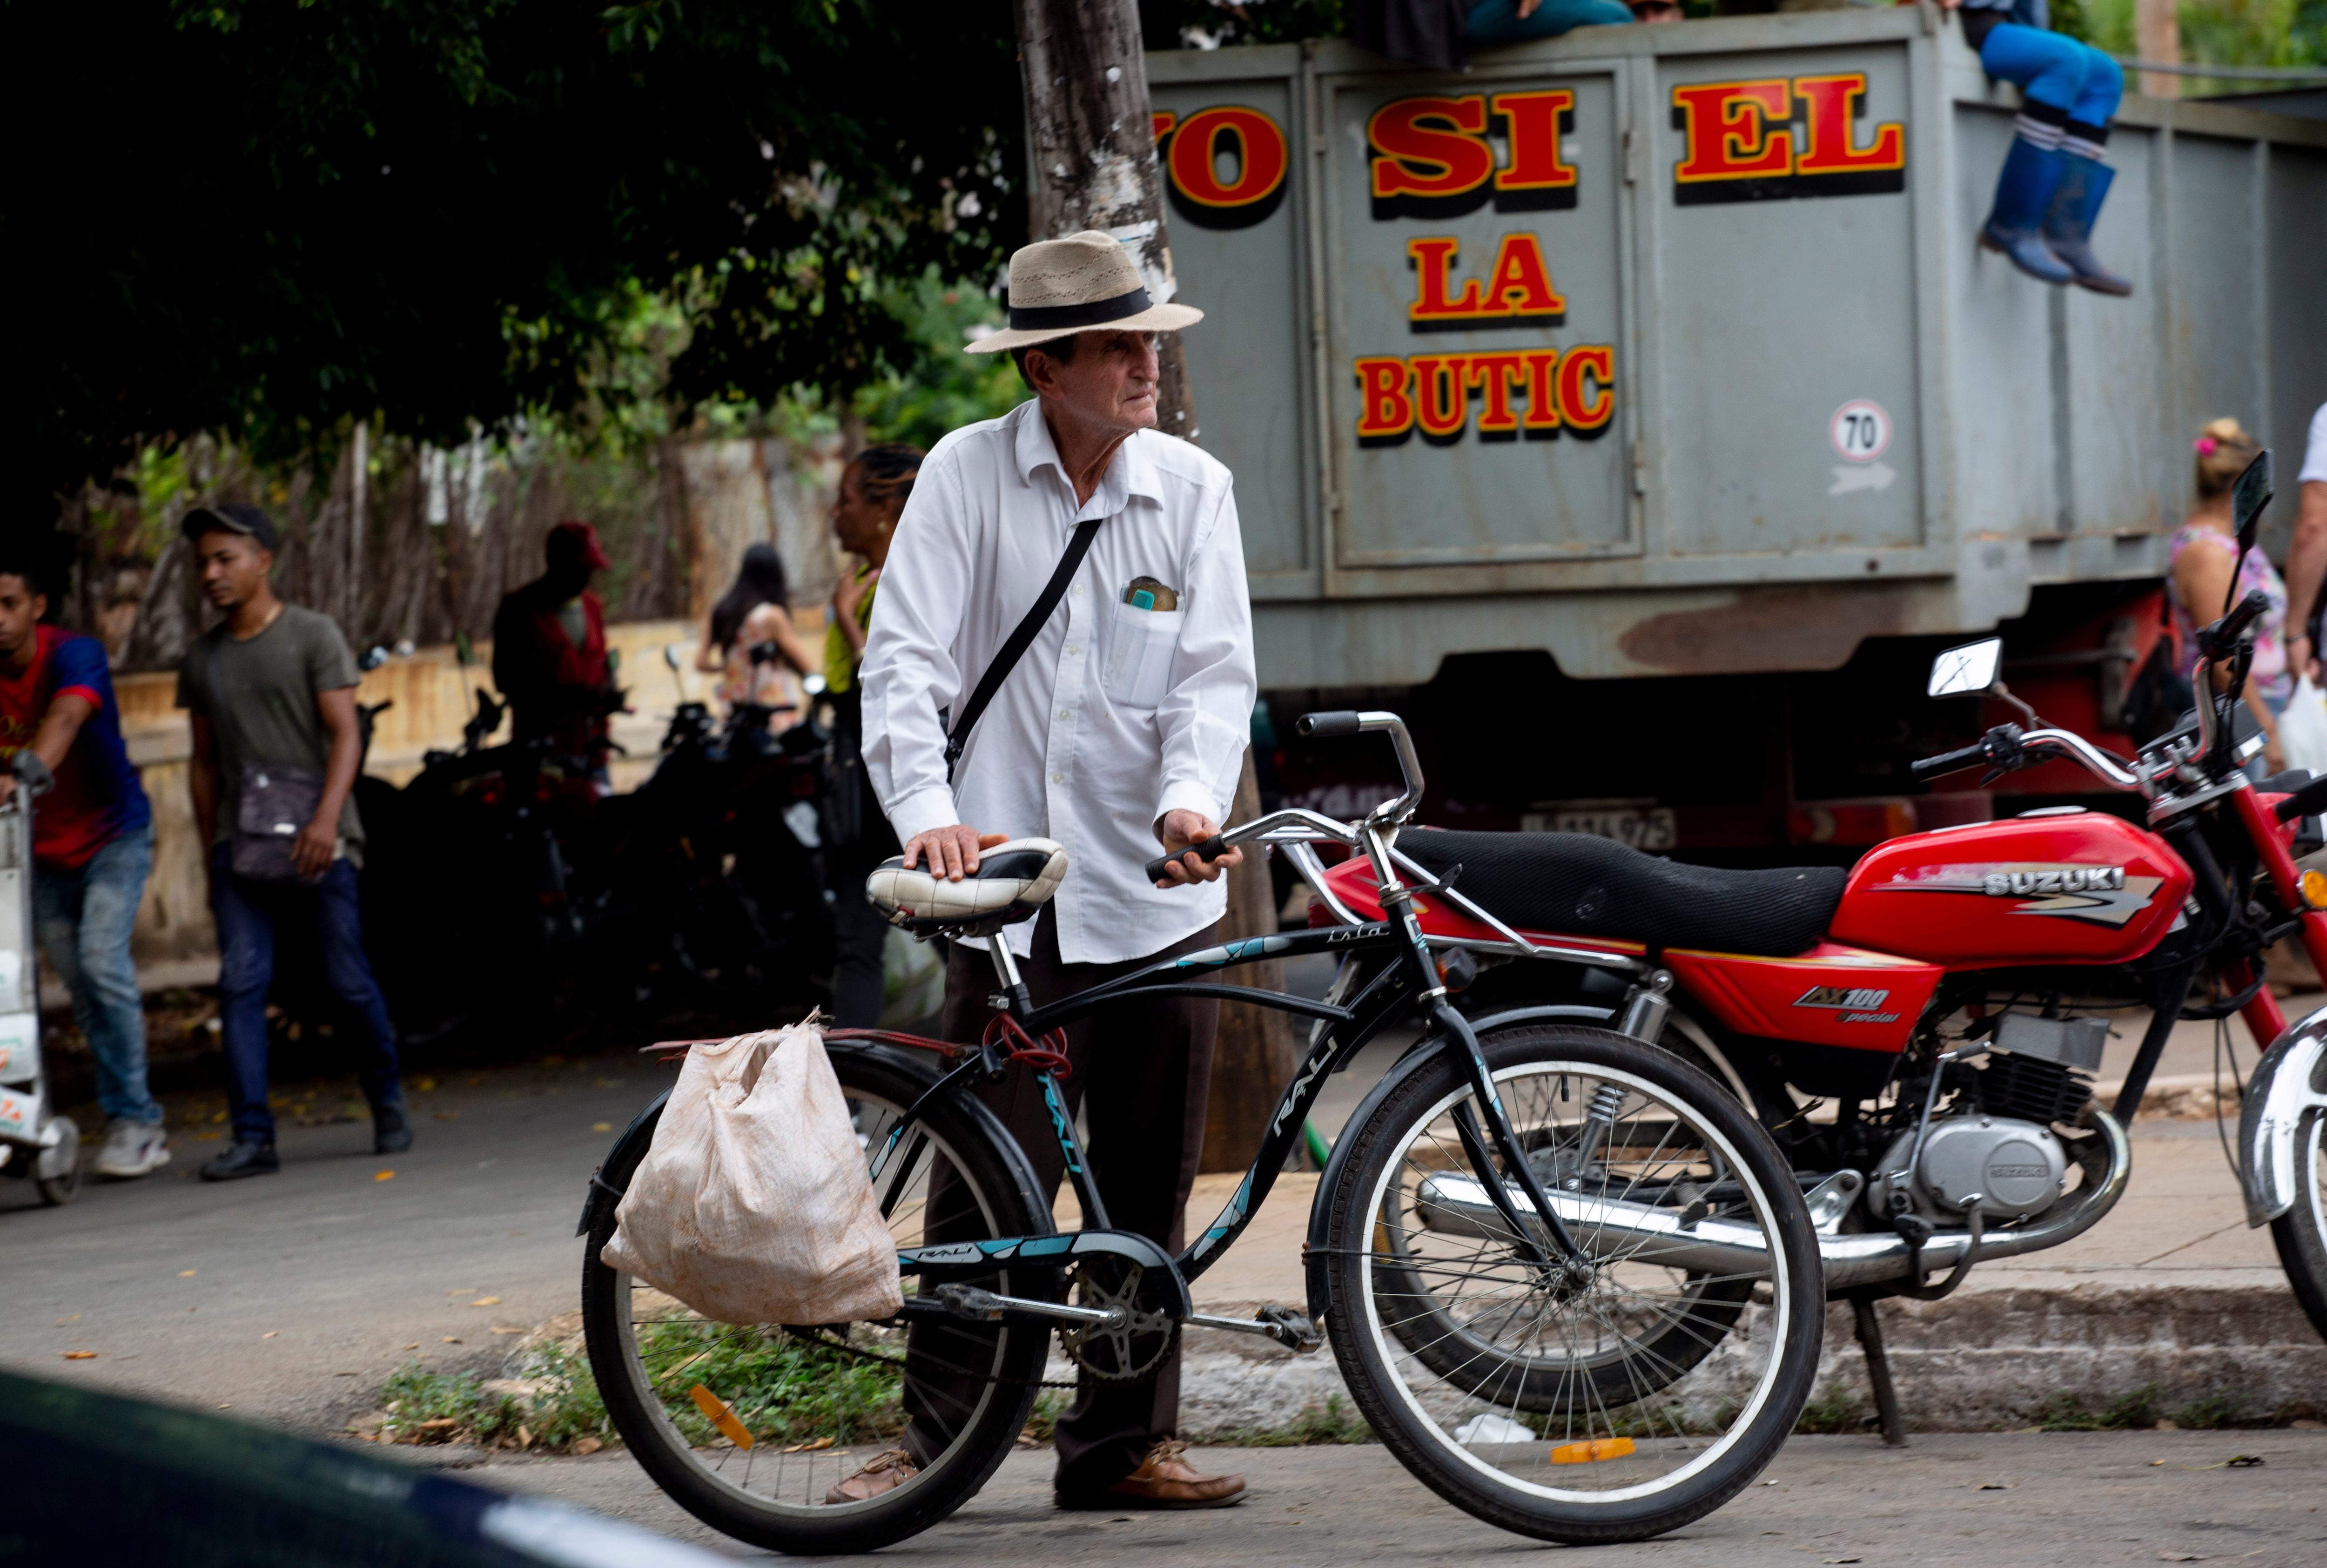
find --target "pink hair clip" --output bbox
[2194,437,2218,455]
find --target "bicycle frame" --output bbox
[877,714,1606,1327]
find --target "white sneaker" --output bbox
[95,1119,170,1179]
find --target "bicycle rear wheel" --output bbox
[1323,1024,1821,1545]
[582,1046,1052,1555]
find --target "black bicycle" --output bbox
[578,713,1821,1553]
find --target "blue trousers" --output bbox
[210,847,402,1143]
[1468,0,1636,43]
[1979,23,2124,125]
[34,825,162,1126]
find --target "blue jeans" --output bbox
[210,847,402,1143]
[34,825,161,1126]
[1467,0,1635,43]
[1978,23,2124,124]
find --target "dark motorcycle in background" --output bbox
[338,639,836,1052]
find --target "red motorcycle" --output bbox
[1303,450,2327,1427]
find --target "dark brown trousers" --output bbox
[900,908,1219,1494]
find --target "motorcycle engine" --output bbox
[1867,1114,2070,1223]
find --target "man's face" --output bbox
[0,574,44,661]
[194,530,270,611]
[1031,331,1162,437]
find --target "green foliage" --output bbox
[1793,1380,1868,1435]
[849,275,1027,451]
[24,0,1025,511]
[638,1321,904,1447]
[376,1341,615,1451]
[2167,1389,2257,1429]
[1141,0,1349,48]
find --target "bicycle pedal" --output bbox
[1257,1304,1325,1353]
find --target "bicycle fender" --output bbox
[1300,1004,1614,1319]
[578,1087,673,1238]
[2241,1003,2327,1227]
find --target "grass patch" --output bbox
[1793,1380,1866,1435]
[633,1320,905,1449]
[2031,1383,2164,1432]
[1204,1394,1375,1447]
[2167,1391,2255,1430]
[374,1341,612,1453]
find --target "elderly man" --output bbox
[848,231,1256,1510]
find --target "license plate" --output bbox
[1522,808,1676,851]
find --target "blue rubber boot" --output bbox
[1979,136,2073,286]
[2044,157,2133,296]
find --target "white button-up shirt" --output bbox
[861,397,1256,963]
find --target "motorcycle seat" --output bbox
[865,838,1069,938]
[1395,828,1844,957]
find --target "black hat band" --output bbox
[1006,284,1153,333]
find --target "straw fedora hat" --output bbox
[966,230,1204,354]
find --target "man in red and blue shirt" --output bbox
[0,546,167,1178]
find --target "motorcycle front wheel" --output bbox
[2270,1098,2327,1344]
[1322,1024,1821,1546]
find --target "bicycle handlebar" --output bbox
[1144,834,1236,884]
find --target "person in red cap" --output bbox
[491,521,620,777]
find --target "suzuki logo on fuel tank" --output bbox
[1983,867,2126,897]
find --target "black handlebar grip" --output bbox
[2203,588,2273,655]
[1910,741,1990,781]
[1145,835,1233,884]
[1296,710,1363,739]
[2275,774,2327,822]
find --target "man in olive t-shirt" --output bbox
[175,504,410,1180]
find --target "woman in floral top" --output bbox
[2170,417,2288,774]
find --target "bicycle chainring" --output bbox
[1059,1261,1178,1383]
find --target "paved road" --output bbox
[0,1056,659,1430]
[466,1431,2327,1565]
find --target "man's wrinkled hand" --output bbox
[1153,809,1242,888]
[901,825,1009,882]
[291,816,337,880]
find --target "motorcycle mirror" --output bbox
[1928,637,2003,699]
[802,673,827,697]
[2226,449,2274,614]
[359,645,390,672]
[664,642,686,673]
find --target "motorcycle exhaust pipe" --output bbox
[1412,1110,2130,1292]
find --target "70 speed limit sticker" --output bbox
[1829,399,1892,462]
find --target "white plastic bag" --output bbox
[600,1023,902,1326]
[2280,674,2327,779]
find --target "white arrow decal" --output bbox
[1829,460,1897,496]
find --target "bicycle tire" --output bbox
[582,1046,1052,1555]
[1322,1024,1822,1545]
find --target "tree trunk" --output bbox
[2135,0,2179,99]
[1200,751,1307,1172]
[1011,0,1288,1164]
[1011,0,1198,442]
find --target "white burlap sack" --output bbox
[600,1024,903,1325]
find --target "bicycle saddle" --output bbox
[865,837,1069,937]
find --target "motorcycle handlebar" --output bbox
[2200,589,2273,658]
[1910,740,1990,781]
[1297,710,1363,739]
[1144,834,1235,885]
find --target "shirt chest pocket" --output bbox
[1101,600,1185,710]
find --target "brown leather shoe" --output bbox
[1057,1440,1247,1510]
[824,1448,919,1505]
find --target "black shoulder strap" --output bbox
[944,517,1102,783]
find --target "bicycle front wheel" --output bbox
[1322,1024,1821,1545]
[582,1046,1052,1555]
